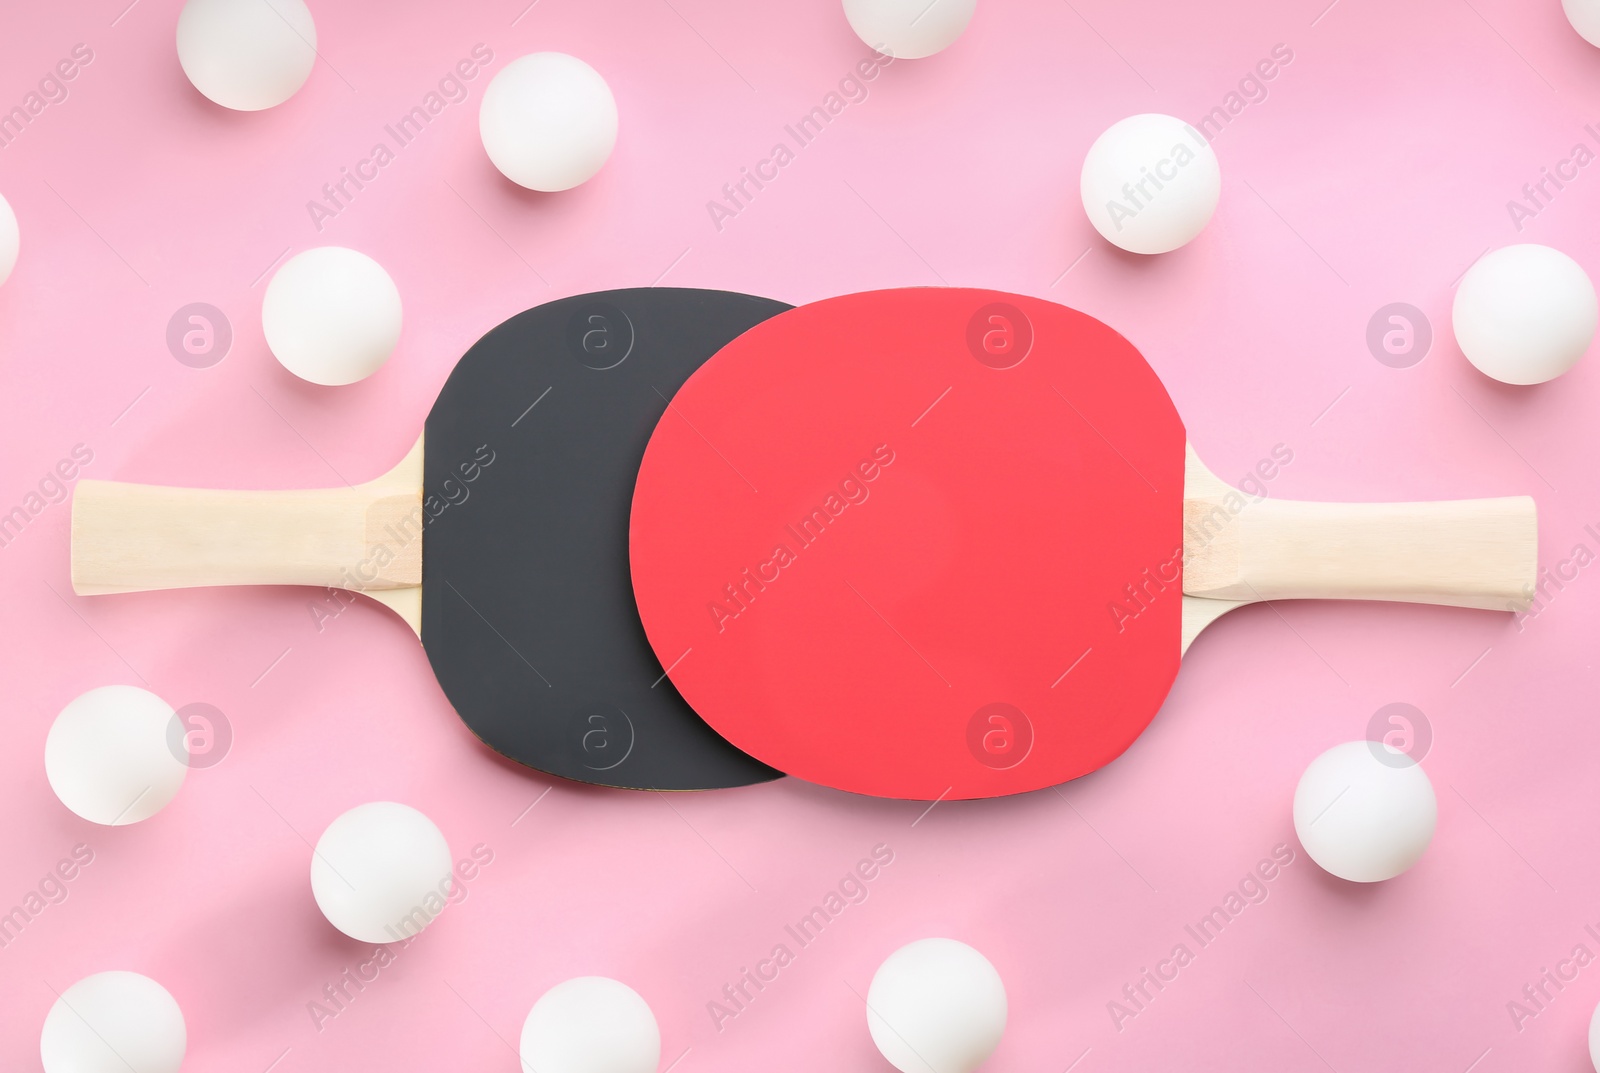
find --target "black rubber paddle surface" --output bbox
[421,289,787,790]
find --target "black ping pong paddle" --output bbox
[72,288,788,790]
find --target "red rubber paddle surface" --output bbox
[630,289,1187,799]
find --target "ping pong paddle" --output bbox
[629,288,1537,801]
[72,288,787,791]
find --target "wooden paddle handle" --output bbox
[1183,495,1537,612]
[71,479,423,595]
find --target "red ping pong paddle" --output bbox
[629,288,1537,801]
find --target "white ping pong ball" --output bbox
[479,53,618,192]
[1081,113,1221,255]
[45,685,186,826]
[1566,0,1600,46]
[176,0,317,111]
[263,246,402,385]
[520,977,661,1073]
[0,190,17,286]
[41,970,186,1073]
[1293,741,1437,883]
[842,0,976,59]
[311,801,452,943]
[1452,244,1596,385]
[867,938,1007,1073]
[1589,996,1600,1071]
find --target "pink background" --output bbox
[2,0,1599,1069]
